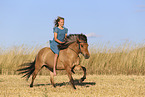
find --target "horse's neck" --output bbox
[67,42,80,55]
[58,42,80,65]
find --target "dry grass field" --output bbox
[0,75,144,97]
[0,42,144,96]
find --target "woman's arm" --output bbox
[54,32,64,43]
[65,34,67,38]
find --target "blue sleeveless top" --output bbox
[50,27,68,55]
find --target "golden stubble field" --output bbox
[0,75,144,97]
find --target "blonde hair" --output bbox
[54,16,64,27]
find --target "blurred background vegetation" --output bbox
[0,41,144,75]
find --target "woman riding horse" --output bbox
[17,34,90,89]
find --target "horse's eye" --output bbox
[81,45,83,47]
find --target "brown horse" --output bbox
[17,34,90,89]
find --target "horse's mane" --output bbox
[57,34,87,50]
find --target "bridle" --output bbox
[68,40,87,57]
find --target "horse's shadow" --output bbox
[34,79,96,88]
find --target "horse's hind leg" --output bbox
[30,62,43,87]
[50,71,56,87]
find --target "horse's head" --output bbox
[77,35,90,59]
[57,33,90,59]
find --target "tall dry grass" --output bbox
[0,42,144,75]
[81,42,145,75]
[0,45,40,75]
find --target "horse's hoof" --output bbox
[53,85,56,88]
[73,86,76,89]
[30,85,33,88]
[81,77,86,81]
[79,77,86,83]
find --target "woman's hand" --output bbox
[60,42,65,44]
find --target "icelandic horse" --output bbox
[17,34,90,89]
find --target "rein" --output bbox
[68,47,80,57]
[68,42,84,57]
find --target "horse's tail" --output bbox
[17,59,36,80]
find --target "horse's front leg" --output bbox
[71,56,80,74]
[71,56,86,83]
[65,66,76,89]
[71,65,86,83]
[80,66,86,83]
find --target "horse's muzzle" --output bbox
[84,54,90,59]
